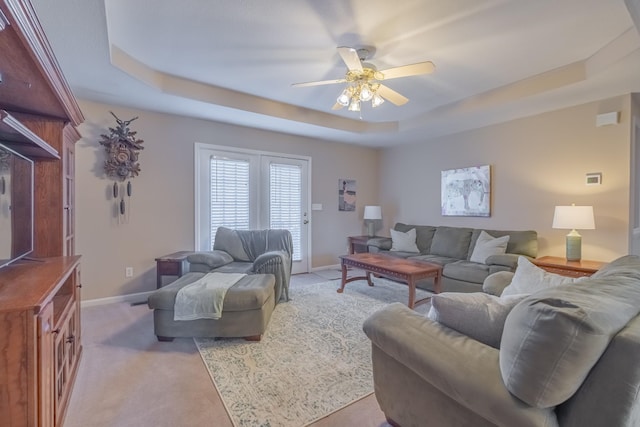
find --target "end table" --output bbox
[155,251,196,288]
[348,235,376,254]
[533,256,606,278]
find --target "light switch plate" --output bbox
[311,203,323,211]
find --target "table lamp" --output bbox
[363,205,382,237]
[552,204,595,261]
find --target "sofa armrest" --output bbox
[483,271,515,296]
[187,250,234,273]
[367,237,392,251]
[252,250,291,302]
[485,253,522,269]
[363,303,557,427]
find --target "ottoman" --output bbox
[147,272,276,341]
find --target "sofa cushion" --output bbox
[500,258,640,408]
[443,260,491,284]
[213,227,250,261]
[501,256,578,297]
[428,292,527,348]
[394,223,436,253]
[469,231,510,264]
[212,261,254,274]
[148,273,275,312]
[590,254,640,280]
[470,229,538,259]
[187,250,234,269]
[390,228,420,253]
[556,313,640,426]
[430,226,473,259]
[409,254,460,266]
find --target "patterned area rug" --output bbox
[195,277,432,427]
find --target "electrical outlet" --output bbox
[125,267,133,277]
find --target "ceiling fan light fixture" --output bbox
[359,83,373,101]
[372,93,385,108]
[337,88,351,106]
[292,46,433,113]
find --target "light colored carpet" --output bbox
[313,267,365,281]
[195,277,432,427]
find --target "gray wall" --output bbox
[379,95,631,261]
[76,100,380,300]
[77,94,633,300]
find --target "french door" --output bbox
[195,143,310,274]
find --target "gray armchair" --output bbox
[363,255,640,427]
[189,227,293,302]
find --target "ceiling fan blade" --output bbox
[378,61,435,80]
[332,103,344,110]
[377,85,409,106]
[337,46,363,72]
[292,78,347,87]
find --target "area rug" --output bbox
[194,277,432,427]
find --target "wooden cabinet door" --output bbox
[38,302,55,427]
[62,136,75,256]
[53,308,70,420]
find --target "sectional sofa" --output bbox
[366,223,538,293]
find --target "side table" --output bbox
[348,235,375,254]
[533,256,606,278]
[155,251,196,288]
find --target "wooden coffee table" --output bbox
[338,253,442,309]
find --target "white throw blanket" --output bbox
[174,272,246,321]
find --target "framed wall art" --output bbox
[441,165,491,217]
[339,179,356,211]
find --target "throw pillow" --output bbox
[213,227,250,261]
[501,256,579,297]
[470,231,510,264]
[500,272,640,408]
[187,251,234,269]
[390,228,419,253]
[427,292,526,348]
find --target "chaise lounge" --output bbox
[147,227,293,341]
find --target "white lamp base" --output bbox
[566,230,582,261]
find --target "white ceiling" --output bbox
[30,0,640,147]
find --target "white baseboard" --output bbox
[81,290,153,307]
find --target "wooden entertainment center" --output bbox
[0,1,84,426]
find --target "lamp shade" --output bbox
[552,205,595,230]
[363,205,382,220]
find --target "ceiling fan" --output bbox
[292,46,435,112]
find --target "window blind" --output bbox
[209,156,250,248]
[270,163,302,261]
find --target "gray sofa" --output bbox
[367,223,537,293]
[147,227,293,341]
[363,255,640,427]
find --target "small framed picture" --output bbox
[586,172,602,186]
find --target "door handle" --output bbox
[303,219,309,224]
